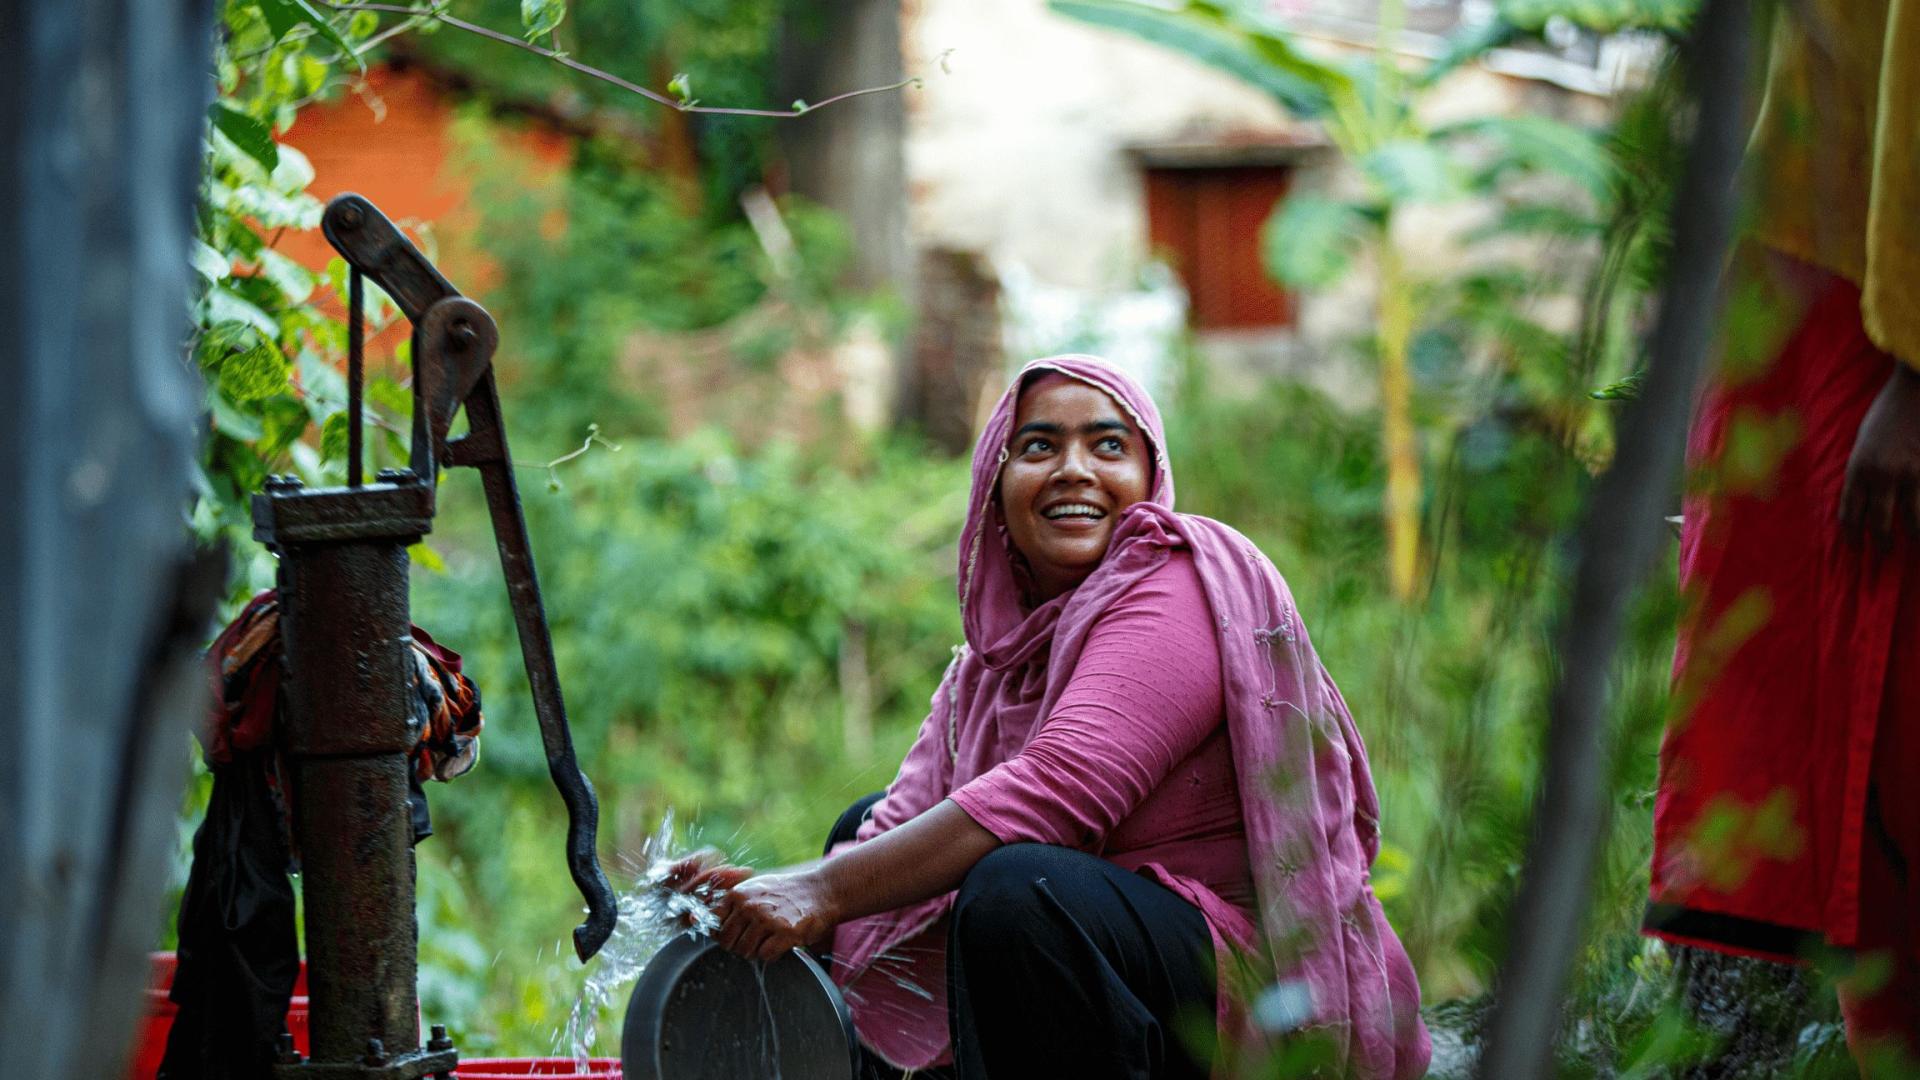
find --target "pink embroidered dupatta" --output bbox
[828,355,1429,1078]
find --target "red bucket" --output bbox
[130,952,310,1080]
[455,1060,622,1079]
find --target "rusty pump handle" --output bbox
[322,193,619,961]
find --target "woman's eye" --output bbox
[1020,438,1051,455]
[1097,436,1125,453]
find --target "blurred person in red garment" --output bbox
[1644,2,1920,1073]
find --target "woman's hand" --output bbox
[710,870,841,963]
[661,847,755,895]
[662,848,756,931]
[1842,363,1920,547]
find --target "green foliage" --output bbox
[192,0,831,598]
[520,0,567,42]
[411,0,791,212]
[207,102,280,172]
[1261,195,1373,288]
[1591,369,1647,400]
[1048,0,1341,117]
[259,0,360,55]
[408,435,965,1050]
[451,118,863,443]
[194,1,410,596]
[1057,0,1666,601]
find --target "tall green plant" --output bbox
[1052,0,1679,601]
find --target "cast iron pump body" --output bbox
[251,194,618,1079]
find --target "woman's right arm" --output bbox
[667,650,967,910]
[707,798,999,961]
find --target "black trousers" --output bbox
[825,795,1217,1080]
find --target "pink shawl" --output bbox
[829,355,1429,1078]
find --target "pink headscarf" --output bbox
[830,355,1429,1078]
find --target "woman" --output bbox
[672,356,1428,1078]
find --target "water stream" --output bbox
[554,812,937,1076]
[558,812,722,1068]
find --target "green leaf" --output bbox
[216,331,294,404]
[208,102,278,173]
[1419,15,1519,87]
[522,0,566,40]
[208,390,265,441]
[320,410,350,463]
[667,72,692,103]
[214,176,323,230]
[1442,115,1614,204]
[256,0,305,39]
[297,349,347,420]
[258,0,360,61]
[1048,0,1336,118]
[195,322,252,372]
[270,143,317,195]
[204,284,279,338]
[409,542,448,574]
[258,397,312,456]
[1358,139,1462,203]
[1589,369,1646,400]
[258,248,316,304]
[365,375,414,421]
[1461,202,1604,244]
[1261,195,1373,289]
[191,239,232,284]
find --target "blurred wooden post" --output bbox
[0,2,218,1078]
[1475,0,1754,1075]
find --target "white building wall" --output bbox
[899,0,1630,404]
[903,0,1315,291]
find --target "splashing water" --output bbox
[558,811,722,1069]
[555,812,941,1073]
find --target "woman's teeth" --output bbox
[1043,504,1104,520]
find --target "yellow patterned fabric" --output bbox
[1748,0,1920,368]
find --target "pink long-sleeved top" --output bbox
[948,549,1259,939]
[833,548,1269,1068]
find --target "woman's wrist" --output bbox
[800,863,849,930]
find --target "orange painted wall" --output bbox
[277,65,571,276]
[271,65,571,361]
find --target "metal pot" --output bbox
[620,934,857,1080]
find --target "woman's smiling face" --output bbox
[999,372,1152,601]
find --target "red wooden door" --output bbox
[1145,166,1297,330]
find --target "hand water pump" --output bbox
[251,193,618,1078]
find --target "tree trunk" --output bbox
[776,0,909,296]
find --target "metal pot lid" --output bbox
[620,933,858,1080]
